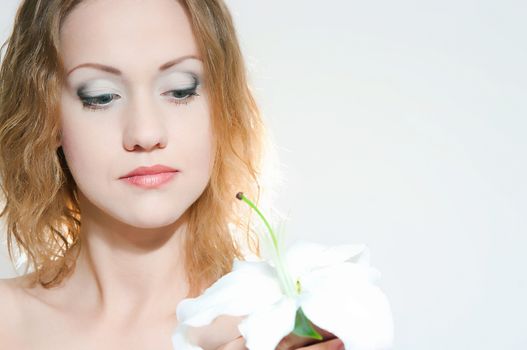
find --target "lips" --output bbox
[119,164,180,189]
[119,164,179,179]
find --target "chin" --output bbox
[80,193,191,231]
[116,205,190,230]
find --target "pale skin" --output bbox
[0,0,343,349]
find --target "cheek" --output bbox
[59,112,117,189]
[184,114,214,174]
[169,98,215,179]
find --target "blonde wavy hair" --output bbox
[0,0,277,297]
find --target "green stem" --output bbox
[236,192,296,297]
[235,192,324,341]
[236,192,279,251]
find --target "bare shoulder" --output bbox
[0,275,33,347]
[0,275,22,317]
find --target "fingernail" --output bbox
[335,339,345,350]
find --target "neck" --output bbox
[66,196,190,327]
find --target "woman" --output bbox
[0,0,344,349]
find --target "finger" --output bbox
[215,336,248,350]
[275,323,337,350]
[298,338,344,350]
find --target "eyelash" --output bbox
[79,87,200,112]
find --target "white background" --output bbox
[1,1,526,349]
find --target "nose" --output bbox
[122,91,168,152]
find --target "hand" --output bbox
[281,338,344,350]
[275,323,344,350]
[215,323,344,350]
[215,336,344,350]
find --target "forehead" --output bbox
[59,0,199,74]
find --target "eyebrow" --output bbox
[66,54,201,77]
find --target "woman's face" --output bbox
[59,0,214,229]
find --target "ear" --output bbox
[55,133,62,150]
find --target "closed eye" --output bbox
[78,73,202,111]
[162,88,200,106]
[79,93,121,111]
[163,74,201,106]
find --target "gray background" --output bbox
[1,0,526,349]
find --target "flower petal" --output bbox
[299,263,394,350]
[285,240,369,283]
[171,324,204,350]
[238,296,298,350]
[172,316,246,350]
[177,259,283,327]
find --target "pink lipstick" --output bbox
[119,164,179,189]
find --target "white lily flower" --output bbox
[172,193,394,350]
